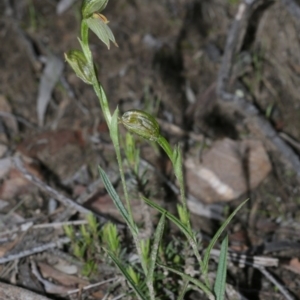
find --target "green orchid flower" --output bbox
[82,0,118,49]
[64,50,94,84]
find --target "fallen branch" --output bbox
[256,266,295,300]
[13,156,123,227]
[0,281,52,300]
[0,237,70,264]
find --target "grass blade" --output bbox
[99,166,137,235]
[142,197,204,268]
[146,213,166,300]
[109,107,119,148]
[159,264,214,300]
[203,199,248,273]
[106,250,147,300]
[177,279,189,300]
[142,197,191,240]
[214,235,228,300]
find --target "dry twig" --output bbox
[256,266,295,300]
[13,156,112,223]
[67,277,121,295]
[0,237,70,264]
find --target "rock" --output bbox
[185,138,271,203]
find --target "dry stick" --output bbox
[226,257,295,300]
[13,156,122,227]
[0,237,71,264]
[14,156,93,215]
[0,220,88,238]
[256,266,295,300]
[67,277,120,295]
[216,0,300,178]
[279,132,300,152]
[54,173,119,222]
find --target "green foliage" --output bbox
[159,264,214,300]
[64,50,94,84]
[98,166,137,235]
[64,0,249,297]
[265,103,274,119]
[120,109,161,142]
[86,213,99,236]
[127,266,141,285]
[140,239,151,268]
[203,199,249,275]
[214,235,228,300]
[106,250,148,300]
[164,239,183,265]
[177,203,189,227]
[28,0,37,31]
[228,0,240,5]
[101,222,120,256]
[82,0,108,18]
[73,242,86,259]
[64,224,75,240]
[85,15,117,49]
[64,214,115,277]
[82,260,97,277]
[146,213,166,300]
[124,132,140,172]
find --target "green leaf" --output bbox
[127,266,140,285]
[146,213,166,300]
[159,264,214,300]
[177,204,189,227]
[82,0,108,18]
[157,135,173,161]
[102,222,120,256]
[86,213,98,234]
[106,250,147,300]
[177,279,189,300]
[203,199,248,273]
[142,197,192,240]
[110,107,119,145]
[143,197,204,269]
[172,146,183,182]
[86,14,117,49]
[98,166,137,235]
[140,239,150,268]
[214,235,228,300]
[78,36,92,64]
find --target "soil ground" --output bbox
[1,0,300,299]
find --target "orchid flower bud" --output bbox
[120,110,160,142]
[64,50,94,84]
[82,0,108,18]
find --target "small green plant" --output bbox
[228,0,240,5]
[64,214,123,277]
[28,0,37,31]
[65,0,248,298]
